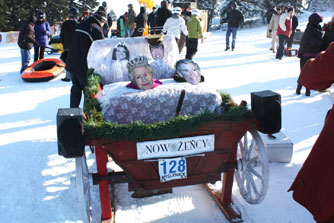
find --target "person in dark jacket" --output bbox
[148,7,159,35]
[18,15,38,73]
[99,2,113,38]
[322,15,334,50]
[34,12,51,62]
[287,11,298,48]
[133,6,147,37]
[60,7,79,81]
[181,5,192,23]
[66,10,106,108]
[224,2,244,51]
[156,0,172,34]
[296,13,323,96]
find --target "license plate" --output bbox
[158,157,187,183]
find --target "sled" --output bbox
[21,58,65,82]
[45,35,64,55]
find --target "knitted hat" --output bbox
[309,13,323,24]
[192,9,200,16]
[172,7,182,15]
[94,10,107,23]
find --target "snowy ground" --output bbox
[0,11,333,223]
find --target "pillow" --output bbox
[97,79,222,124]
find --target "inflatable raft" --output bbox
[21,58,65,82]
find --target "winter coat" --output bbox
[124,7,136,29]
[186,15,203,39]
[277,12,292,37]
[66,16,104,73]
[156,7,172,27]
[292,16,298,31]
[134,10,147,30]
[289,42,334,223]
[60,18,77,49]
[226,9,244,28]
[148,11,158,28]
[322,22,334,50]
[18,22,37,50]
[298,22,323,58]
[162,15,188,39]
[34,21,51,46]
[268,13,280,31]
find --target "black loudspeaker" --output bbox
[57,108,84,158]
[251,90,281,134]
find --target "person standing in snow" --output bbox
[156,0,172,34]
[287,10,298,49]
[162,7,188,53]
[124,4,136,37]
[17,15,38,73]
[185,9,203,60]
[224,2,244,51]
[289,42,334,223]
[133,6,147,37]
[296,13,323,96]
[322,15,334,50]
[60,7,79,82]
[65,10,106,108]
[148,7,159,35]
[34,12,51,62]
[275,7,293,59]
[267,7,281,53]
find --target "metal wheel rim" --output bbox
[75,152,92,223]
[235,130,269,204]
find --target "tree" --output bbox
[0,1,10,31]
[197,0,218,30]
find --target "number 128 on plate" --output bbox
[158,157,187,183]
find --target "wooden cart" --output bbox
[74,118,269,223]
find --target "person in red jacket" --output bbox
[276,7,294,59]
[289,42,334,223]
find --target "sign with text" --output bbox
[137,134,215,160]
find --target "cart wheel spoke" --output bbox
[235,130,269,204]
[248,165,262,180]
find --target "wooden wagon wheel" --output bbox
[75,152,92,223]
[235,130,269,204]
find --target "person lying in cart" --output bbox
[126,56,162,90]
[174,59,204,85]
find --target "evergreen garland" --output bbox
[83,70,253,141]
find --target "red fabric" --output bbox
[300,42,334,91]
[277,17,292,37]
[126,79,162,89]
[289,42,334,222]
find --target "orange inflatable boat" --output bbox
[21,58,65,82]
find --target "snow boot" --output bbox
[296,83,302,95]
[225,47,230,51]
[305,89,311,96]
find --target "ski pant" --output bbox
[186,38,198,60]
[34,46,45,62]
[276,35,288,59]
[69,70,87,108]
[271,29,279,50]
[20,48,31,74]
[226,27,238,49]
[287,30,296,48]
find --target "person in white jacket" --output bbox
[162,7,188,52]
[267,7,281,53]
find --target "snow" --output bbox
[1,11,333,223]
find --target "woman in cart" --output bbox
[289,42,334,223]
